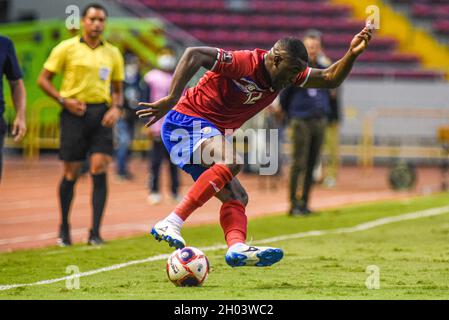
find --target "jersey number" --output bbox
[244,92,263,105]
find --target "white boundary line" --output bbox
[1,205,448,291]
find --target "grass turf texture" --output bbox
[1,193,449,299]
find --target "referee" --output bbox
[38,4,124,246]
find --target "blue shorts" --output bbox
[161,110,222,181]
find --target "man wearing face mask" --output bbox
[279,29,331,216]
[144,48,180,205]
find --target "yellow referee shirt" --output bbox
[43,35,124,104]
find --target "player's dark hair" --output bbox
[82,3,108,17]
[276,36,308,64]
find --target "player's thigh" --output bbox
[291,120,311,166]
[309,119,327,164]
[59,110,89,162]
[63,161,83,180]
[215,177,249,206]
[195,135,243,175]
[89,118,113,175]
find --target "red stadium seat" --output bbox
[128,0,440,78]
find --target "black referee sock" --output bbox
[92,173,108,236]
[59,177,76,229]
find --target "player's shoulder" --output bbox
[223,48,266,70]
[0,35,13,47]
[230,48,265,60]
[103,40,120,52]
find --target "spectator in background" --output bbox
[280,30,330,216]
[143,48,180,205]
[115,53,141,181]
[322,69,341,188]
[0,35,27,182]
[309,31,341,188]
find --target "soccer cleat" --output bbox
[87,229,106,246]
[148,193,162,205]
[225,245,284,267]
[150,220,186,249]
[57,224,72,247]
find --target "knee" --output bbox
[227,163,243,177]
[63,167,81,181]
[232,185,249,207]
[239,189,249,207]
[64,172,79,181]
[90,161,109,175]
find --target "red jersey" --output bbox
[174,48,311,133]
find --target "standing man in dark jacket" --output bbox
[280,30,330,216]
[0,35,27,182]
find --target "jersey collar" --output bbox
[79,36,104,49]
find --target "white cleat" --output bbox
[148,193,162,205]
[225,245,284,267]
[150,220,186,249]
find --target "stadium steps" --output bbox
[330,0,449,81]
[390,0,449,39]
[132,0,444,80]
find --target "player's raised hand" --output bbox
[350,23,374,56]
[136,96,176,127]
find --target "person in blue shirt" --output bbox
[280,30,330,216]
[0,35,27,181]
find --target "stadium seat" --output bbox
[126,0,444,79]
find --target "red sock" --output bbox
[220,200,247,247]
[174,164,233,221]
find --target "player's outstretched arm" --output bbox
[303,25,373,89]
[137,46,217,127]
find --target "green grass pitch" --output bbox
[1,193,449,299]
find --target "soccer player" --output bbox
[38,4,124,246]
[137,25,373,267]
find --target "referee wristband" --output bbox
[58,97,65,106]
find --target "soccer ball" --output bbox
[166,247,209,287]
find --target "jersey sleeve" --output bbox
[43,41,68,74]
[294,66,312,87]
[111,47,125,82]
[4,38,23,81]
[210,48,254,79]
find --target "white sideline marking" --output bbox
[0,224,149,245]
[1,205,448,291]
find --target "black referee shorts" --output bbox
[59,103,113,162]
